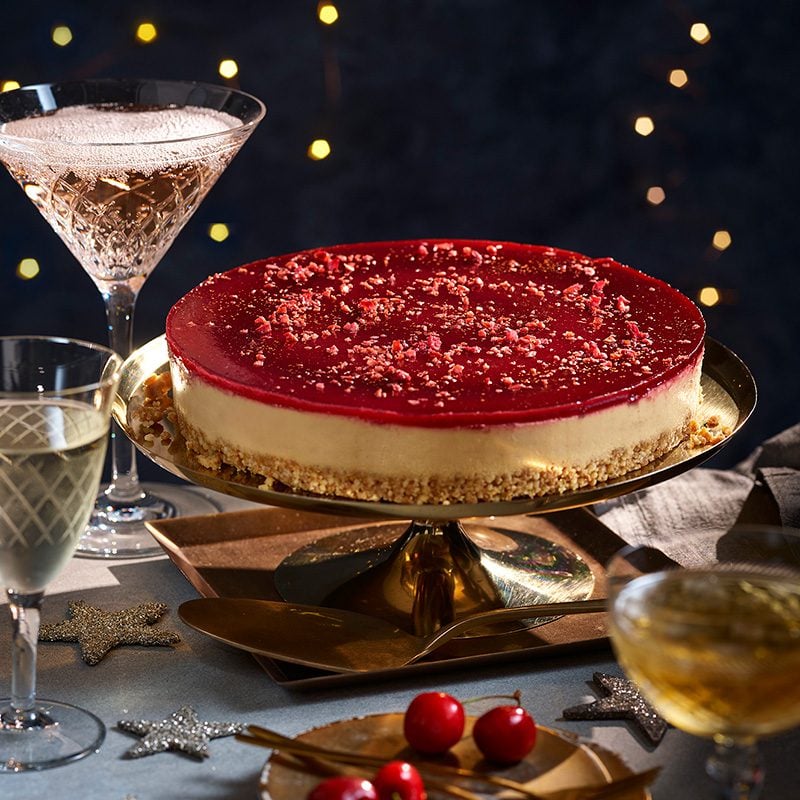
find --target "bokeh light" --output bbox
[690,23,711,44]
[1,80,20,92]
[698,286,721,307]
[308,138,331,160]
[16,258,40,280]
[51,25,73,47]
[668,69,689,88]
[646,186,666,205]
[208,223,230,242]
[219,59,239,79]
[135,22,158,44]
[712,230,732,251]
[318,2,339,25]
[634,116,655,137]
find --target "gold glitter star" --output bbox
[39,600,181,665]
[562,671,669,745]
[118,705,243,759]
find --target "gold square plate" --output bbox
[148,506,632,688]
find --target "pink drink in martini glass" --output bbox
[0,80,265,557]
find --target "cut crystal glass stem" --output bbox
[101,281,147,505]
[3,591,48,729]
[85,279,181,556]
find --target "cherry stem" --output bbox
[462,689,523,707]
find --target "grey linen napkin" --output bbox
[595,423,800,567]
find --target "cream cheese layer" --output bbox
[170,350,702,483]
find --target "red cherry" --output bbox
[307,775,378,800]
[373,760,427,800]
[403,692,465,754]
[472,705,537,765]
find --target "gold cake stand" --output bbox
[115,336,755,636]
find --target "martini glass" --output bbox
[608,526,800,799]
[0,336,121,770]
[0,79,265,558]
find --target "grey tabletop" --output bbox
[2,490,798,800]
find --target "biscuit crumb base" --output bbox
[177,417,689,504]
[689,415,731,448]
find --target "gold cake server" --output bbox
[179,597,606,673]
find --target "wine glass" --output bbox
[0,336,122,771]
[0,79,265,558]
[607,526,800,799]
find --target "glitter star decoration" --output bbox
[562,672,669,745]
[39,600,181,665]
[118,705,244,759]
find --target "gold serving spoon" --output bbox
[179,596,606,673]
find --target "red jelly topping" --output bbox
[166,240,705,427]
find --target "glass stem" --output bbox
[4,590,46,728]
[102,281,145,505]
[707,735,764,800]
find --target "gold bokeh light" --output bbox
[698,286,721,307]
[218,59,239,79]
[1,80,20,92]
[669,69,689,88]
[308,138,331,160]
[208,223,230,242]
[17,258,40,280]
[712,230,732,251]
[318,2,340,25]
[646,186,666,205]
[690,22,711,44]
[634,116,655,137]
[52,25,73,47]
[136,22,158,44]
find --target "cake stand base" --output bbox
[273,517,595,636]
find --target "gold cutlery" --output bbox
[179,596,606,673]
[241,723,658,799]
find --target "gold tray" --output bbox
[150,506,639,688]
[116,336,755,522]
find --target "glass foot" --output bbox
[77,482,222,559]
[0,699,105,772]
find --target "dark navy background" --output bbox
[1,1,798,475]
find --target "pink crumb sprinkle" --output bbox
[626,321,647,340]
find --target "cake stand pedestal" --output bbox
[115,336,755,636]
[272,518,596,636]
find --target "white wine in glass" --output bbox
[0,80,265,558]
[0,336,122,771]
[608,528,800,799]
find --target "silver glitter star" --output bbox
[39,600,181,665]
[562,671,669,745]
[118,705,244,759]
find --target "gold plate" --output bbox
[258,713,650,799]
[116,335,755,522]
[148,507,623,688]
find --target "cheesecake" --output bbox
[165,240,705,503]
